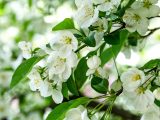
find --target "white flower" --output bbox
[93,0,121,12]
[18,41,32,59]
[153,88,160,100]
[86,55,101,76]
[64,105,90,120]
[39,81,63,104]
[141,104,160,120]
[50,31,78,52]
[28,68,44,91]
[92,18,108,45]
[74,0,99,28]
[28,69,63,104]
[121,68,145,92]
[123,89,155,113]
[123,8,149,35]
[96,67,108,79]
[47,51,78,81]
[28,68,63,104]
[132,0,160,17]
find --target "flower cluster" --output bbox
[19,30,79,104]
[14,0,160,120]
[123,0,160,35]
[120,67,160,119]
[121,68,154,112]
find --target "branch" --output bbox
[63,95,140,120]
[88,101,140,120]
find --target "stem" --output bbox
[110,45,121,80]
[75,44,87,53]
[142,27,160,38]
[144,67,157,74]
[90,99,106,116]
[140,75,154,87]
[100,96,116,120]
[92,94,109,100]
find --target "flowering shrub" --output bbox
[10,0,160,120]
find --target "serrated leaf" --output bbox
[10,56,45,88]
[52,18,75,31]
[46,97,90,120]
[74,57,88,89]
[91,77,108,94]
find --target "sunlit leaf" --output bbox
[10,56,45,88]
[52,18,75,31]
[46,97,90,120]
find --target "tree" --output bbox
[1,0,160,120]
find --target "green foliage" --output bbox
[117,0,136,17]
[83,32,96,47]
[28,0,32,8]
[128,32,140,46]
[67,76,79,96]
[10,56,45,88]
[62,82,69,100]
[46,97,90,120]
[52,18,75,31]
[91,76,108,94]
[99,11,106,18]
[150,80,160,92]
[74,57,89,89]
[154,99,160,107]
[141,59,160,70]
[100,29,129,66]
[104,30,120,45]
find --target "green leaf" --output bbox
[104,30,120,45]
[107,21,112,33]
[52,18,75,31]
[74,57,88,89]
[62,82,69,100]
[117,0,136,17]
[154,99,160,107]
[128,32,140,46]
[74,33,83,39]
[10,56,45,88]
[100,29,129,66]
[99,11,106,18]
[46,97,90,120]
[91,77,108,94]
[150,79,160,92]
[67,76,79,96]
[83,33,96,47]
[28,0,32,8]
[141,59,160,70]
[106,14,119,21]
